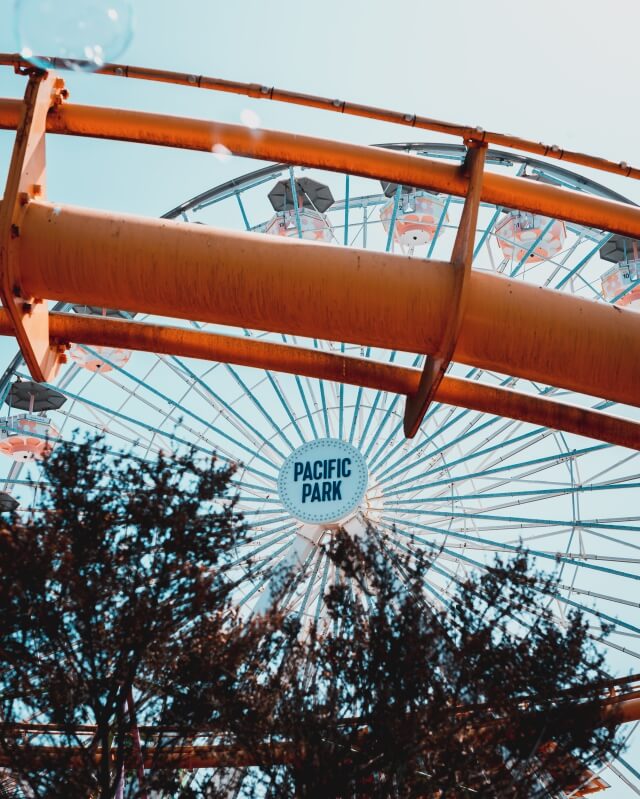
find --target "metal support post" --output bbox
[0,69,67,382]
[404,141,487,437]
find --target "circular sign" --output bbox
[278,438,368,525]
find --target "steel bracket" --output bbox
[0,69,67,382]
[404,141,487,437]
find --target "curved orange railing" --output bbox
[0,62,637,449]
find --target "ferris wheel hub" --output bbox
[277,437,368,526]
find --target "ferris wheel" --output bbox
[1,141,639,790]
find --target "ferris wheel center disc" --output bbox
[277,438,369,525]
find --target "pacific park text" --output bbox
[293,458,352,503]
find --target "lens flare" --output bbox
[240,108,261,129]
[14,0,133,72]
[212,143,232,162]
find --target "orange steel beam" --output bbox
[0,693,638,770]
[0,687,637,770]
[0,99,640,239]
[12,310,631,450]
[0,743,293,770]
[0,307,636,449]
[0,53,637,182]
[405,143,486,437]
[0,73,65,382]
[14,201,640,414]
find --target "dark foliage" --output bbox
[231,528,621,798]
[0,435,622,798]
[0,435,269,798]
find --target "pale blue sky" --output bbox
[1,3,639,793]
[1,0,640,216]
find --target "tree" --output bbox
[231,527,622,798]
[0,435,624,798]
[0,434,266,799]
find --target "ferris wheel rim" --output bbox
[161,141,637,222]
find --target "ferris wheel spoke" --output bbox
[2,460,24,493]
[313,554,332,626]
[278,334,321,440]
[264,370,307,446]
[425,195,452,260]
[378,526,457,587]
[83,344,168,420]
[385,543,452,610]
[40,384,169,455]
[501,527,613,549]
[337,343,346,439]
[584,451,640,486]
[240,509,292,522]
[296,547,325,621]
[387,522,640,645]
[384,515,640,585]
[437,545,640,565]
[356,392,384,453]
[164,355,287,462]
[387,480,576,508]
[348,386,365,445]
[362,394,401,461]
[374,367,531,482]
[544,234,586,287]
[280,550,320,614]
[595,638,640,661]
[391,481,640,505]
[577,528,640,555]
[315,365,332,438]
[472,207,501,261]
[616,755,640,793]
[294,373,320,440]
[374,411,502,485]
[54,368,97,440]
[347,348,372,444]
[236,495,280,505]
[383,443,606,498]
[239,542,296,609]
[229,530,297,570]
[387,506,640,535]
[366,368,422,472]
[381,426,551,493]
[119,368,185,461]
[225,363,297,452]
[473,428,555,475]
[246,518,299,537]
[244,328,316,444]
[38,358,272,469]
[251,524,325,615]
[604,759,640,797]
